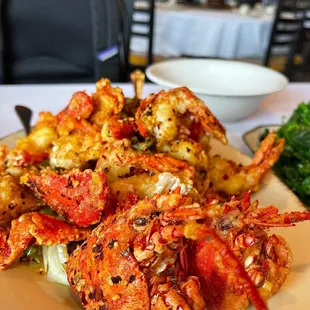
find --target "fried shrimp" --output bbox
[209,133,285,199]
[135,87,227,147]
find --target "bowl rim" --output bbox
[146,58,289,97]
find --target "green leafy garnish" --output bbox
[273,102,310,206]
[40,206,57,216]
[131,136,155,152]
[20,245,43,266]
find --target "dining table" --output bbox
[131,4,274,59]
[1,81,310,310]
[0,82,309,155]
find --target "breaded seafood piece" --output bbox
[0,213,90,270]
[21,169,108,227]
[0,174,44,226]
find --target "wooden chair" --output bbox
[264,0,307,75]
[128,0,155,71]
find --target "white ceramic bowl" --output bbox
[146,59,288,122]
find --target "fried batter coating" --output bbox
[135,87,227,146]
[0,212,90,270]
[21,169,108,227]
[0,174,44,225]
[5,112,58,168]
[110,170,201,204]
[0,146,8,172]
[209,133,285,199]
[91,78,125,126]
[50,132,102,170]
[57,91,94,121]
[97,145,191,185]
[48,92,103,169]
[169,138,208,170]
[67,215,150,310]
[101,116,136,142]
[55,91,94,136]
[66,194,206,310]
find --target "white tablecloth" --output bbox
[131,5,273,59]
[0,83,309,155]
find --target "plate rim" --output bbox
[242,124,281,153]
[0,129,25,139]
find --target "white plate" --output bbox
[0,135,308,310]
[146,59,288,122]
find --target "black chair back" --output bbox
[264,0,307,71]
[129,0,155,71]
[0,0,4,84]
[285,6,310,81]
[0,0,133,84]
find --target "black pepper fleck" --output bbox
[111,276,122,284]
[88,292,95,300]
[81,243,87,250]
[107,239,116,249]
[8,203,16,210]
[151,211,160,218]
[129,275,135,283]
[66,178,73,188]
[95,252,104,261]
[92,244,103,253]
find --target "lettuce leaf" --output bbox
[42,244,69,286]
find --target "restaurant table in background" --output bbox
[0,83,309,155]
[131,4,274,59]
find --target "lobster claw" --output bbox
[21,168,108,227]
